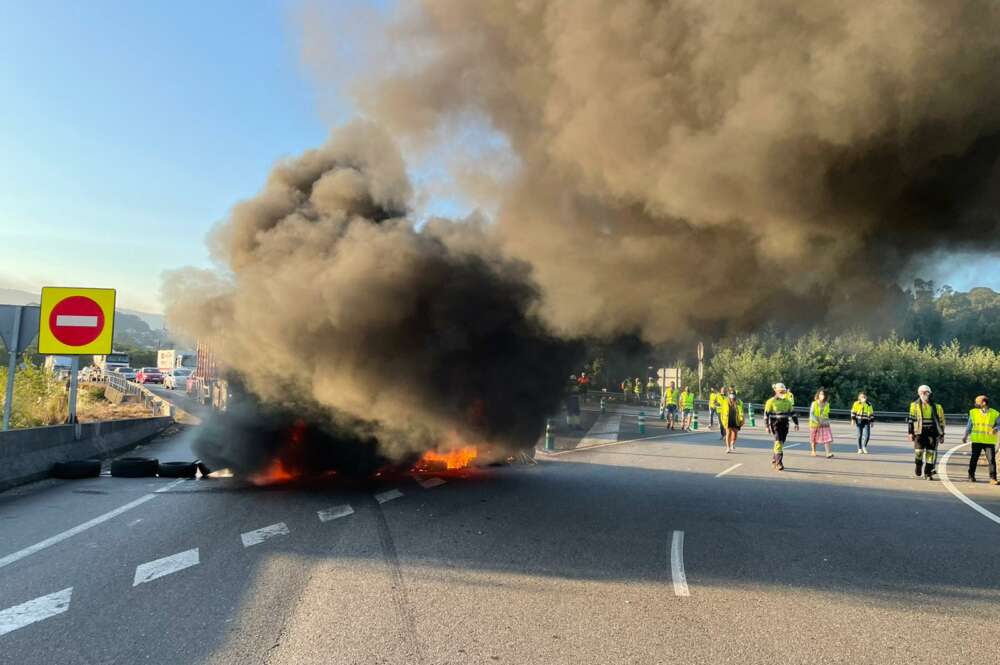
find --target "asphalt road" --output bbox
[1,405,998,664]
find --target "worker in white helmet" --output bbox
[907,384,945,480]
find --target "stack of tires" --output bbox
[51,458,199,480]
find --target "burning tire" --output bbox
[110,457,159,478]
[51,459,102,480]
[157,461,198,478]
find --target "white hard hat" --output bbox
[918,384,932,394]
[773,382,787,392]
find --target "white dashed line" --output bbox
[0,587,73,637]
[417,477,446,489]
[940,442,1000,527]
[375,489,403,504]
[670,531,690,597]
[0,494,157,570]
[241,522,290,548]
[715,463,742,478]
[785,443,802,448]
[154,479,188,493]
[317,504,355,522]
[133,548,199,586]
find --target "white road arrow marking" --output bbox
[317,504,355,522]
[133,548,199,586]
[375,489,403,504]
[241,522,290,548]
[0,587,73,637]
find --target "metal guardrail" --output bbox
[581,390,969,423]
[104,372,172,417]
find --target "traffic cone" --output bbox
[638,411,646,434]
[692,411,699,431]
[544,419,555,451]
[659,406,665,420]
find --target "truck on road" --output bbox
[157,349,196,371]
[93,352,131,381]
[43,355,74,380]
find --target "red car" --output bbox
[136,367,164,384]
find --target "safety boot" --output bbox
[915,461,923,477]
[968,474,977,483]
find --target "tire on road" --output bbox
[110,457,159,478]
[157,461,197,478]
[51,459,102,480]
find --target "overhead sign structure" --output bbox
[38,287,116,355]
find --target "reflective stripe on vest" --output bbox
[810,401,830,428]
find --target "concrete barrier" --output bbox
[0,417,174,492]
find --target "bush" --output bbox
[0,358,69,428]
[704,334,1000,412]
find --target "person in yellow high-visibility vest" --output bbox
[962,395,998,485]
[808,388,834,458]
[907,384,945,481]
[708,389,719,428]
[717,389,744,452]
[679,386,695,431]
[633,377,643,405]
[765,382,799,471]
[850,392,875,454]
[660,381,678,430]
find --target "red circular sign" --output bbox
[49,296,105,346]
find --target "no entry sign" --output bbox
[38,287,116,355]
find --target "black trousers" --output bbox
[969,443,997,479]
[914,429,939,474]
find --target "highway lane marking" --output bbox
[318,504,355,522]
[0,587,73,637]
[154,479,188,493]
[670,531,690,597]
[417,477,446,489]
[133,548,199,586]
[542,430,697,456]
[785,443,802,448]
[375,489,404,504]
[241,522,290,548]
[0,494,158,570]
[940,443,1000,527]
[715,463,743,478]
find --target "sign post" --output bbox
[3,307,21,431]
[697,341,705,398]
[38,287,116,425]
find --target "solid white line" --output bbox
[317,504,355,522]
[0,494,157,570]
[670,531,690,597]
[55,315,98,327]
[133,548,199,586]
[154,479,187,493]
[0,587,73,637]
[785,443,802,449]
[417,477,446,489]
[940,443,1000,527]
[241,522,290,548]
[375,489,404,504]
[715,463,743,478]
[543,430,694,456]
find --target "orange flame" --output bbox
[419,446,479,470]
[249,458,297,485]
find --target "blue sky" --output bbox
[1,0,998,313]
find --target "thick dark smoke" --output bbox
[336,0,1000,340]
[167,1,1000,474]
[163,122,580,473]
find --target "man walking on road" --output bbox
[679,386,695,431]
[660,381,679,430]
[765,382,799,471]
[708,388,719,427]
[962,395,999,485]
[908,385,945,481]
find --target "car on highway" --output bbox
[113,366,138,381]
[136,367,164,384]
[163,367,193,390]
